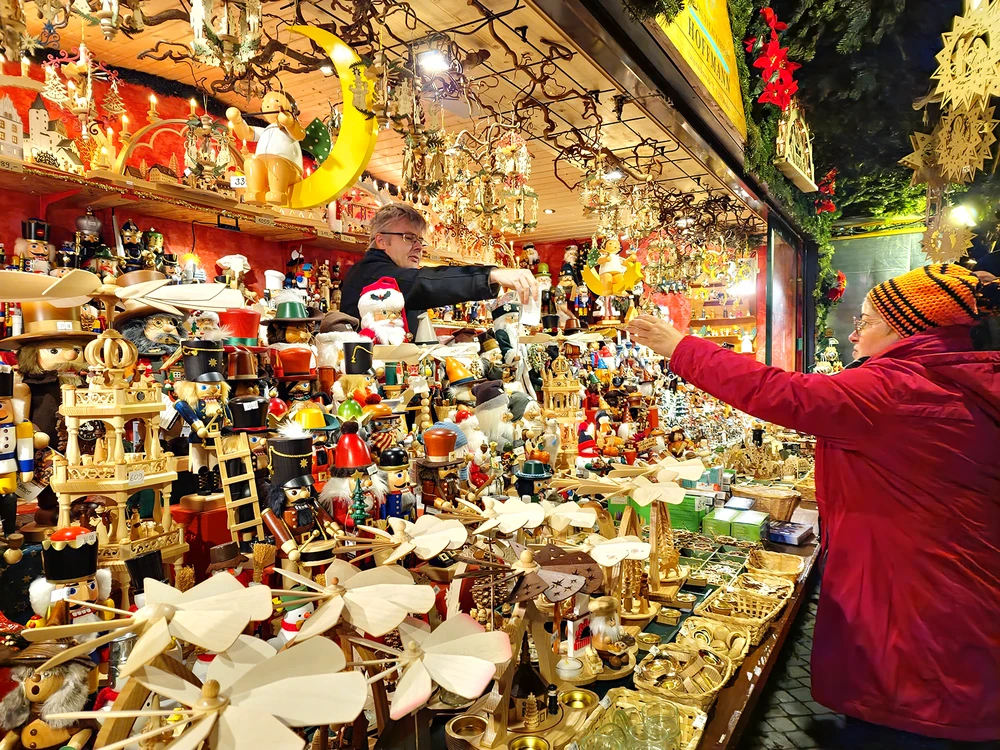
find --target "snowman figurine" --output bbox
[268,590,315,648]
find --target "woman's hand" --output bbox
[627,315,685,358]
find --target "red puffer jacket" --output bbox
[669,325,1000,741]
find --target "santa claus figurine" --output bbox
[358,277,409,346]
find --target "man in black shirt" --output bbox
[341,203,538,334]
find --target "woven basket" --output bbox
[676,615,752,671]
[747,549,806,582]
[603,687,707,750]
[632,644,732,710]
[733,572,795,600]
[733,484,801,521]
[794,468,816,502]
[694,586,786,645]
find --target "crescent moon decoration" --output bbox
[288,25,380,209]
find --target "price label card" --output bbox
[15,480,43,501]
[366,463,379,476]
[230,174,248,188]
[255,215,275,226]
[316,228,335,239]
[0,158,24,174]
[128,469,146,487]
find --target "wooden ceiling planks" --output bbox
[23,0,763,242]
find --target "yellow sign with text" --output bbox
[656,0,747,140]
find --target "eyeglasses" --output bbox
[380,231,426,248]
[853,317,877,334]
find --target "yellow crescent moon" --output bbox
[288,25,379,209]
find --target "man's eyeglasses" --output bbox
[853,317,876,334]
[380,231,426,248]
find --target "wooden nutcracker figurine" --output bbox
[261,423,340,571]
[173,335,232,496]
[26,526,113,637]
[378,445,413,520]
[226,91,306,206]
[14,219,55,275]
[0,365,40,539]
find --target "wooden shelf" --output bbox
[690,316,755,324]
[0,161,368,253]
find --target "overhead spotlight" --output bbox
[417,49,450,74]
[320,64,334,76]
[543,208,555,214]
[950,204,978,227]
[603,169,624,181]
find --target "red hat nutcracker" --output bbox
[357,277,409,346]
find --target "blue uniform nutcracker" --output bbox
[0,365,37,539]
[377,445,413,520]
[173,338,232,496]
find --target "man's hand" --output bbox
[489,268,539,305]
[627,315,685,358]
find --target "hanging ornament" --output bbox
[102,78,124,118]
[923,224,975,263]
[933,103,998,184]
[899,131,947,189]
[931,0,1000,112]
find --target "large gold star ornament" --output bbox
[899,131,947,189]
[933,104,998,183]
[932,0,1000,111]
[923,224,975,263]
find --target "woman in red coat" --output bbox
[629,264,1000,742]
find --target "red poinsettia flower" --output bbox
[753,34,798,83]
[818,168,838,195]
[759,78,799,110]
[744,36,758,53]
[826,270,847,302]
[761,7,788,31]
[815,198,837,215]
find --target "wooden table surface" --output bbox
[698,542,820,749]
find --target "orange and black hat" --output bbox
[867,264,980,338]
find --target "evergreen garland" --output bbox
[728,0,841,337]
[620,0,687,24]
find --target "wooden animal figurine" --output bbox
[227,91,306,206]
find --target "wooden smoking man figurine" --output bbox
[0,643,97,750]
[0,365,41,539]
[227,91,306,206]
[174,336,232,496]
[261,422,340,569]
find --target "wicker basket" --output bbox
[632,643,733,710]
[694,586,786,645]
[676,615,752,671]
[747,549,806,582]
[733,484,801,521]
[733,572,795,601]
[794,468,816,502]
[603,687,707,750]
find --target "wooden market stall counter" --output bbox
[699,541,820,749]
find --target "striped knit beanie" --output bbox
[867,264,979,338]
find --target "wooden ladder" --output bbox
[215,432,265,542]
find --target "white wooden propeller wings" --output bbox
[0,268,245,316]
[362,614,511,720]
[48,636,367,750]
[349,514,468,565]
[272,560,436,642]
[451,495,545,535]
[540,499,598,532]
[22,573,273,676]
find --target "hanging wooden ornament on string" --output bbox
[923,223,976,264]
[931,0,1000,111]
[933,103,998,183]
[899,131,948,190]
